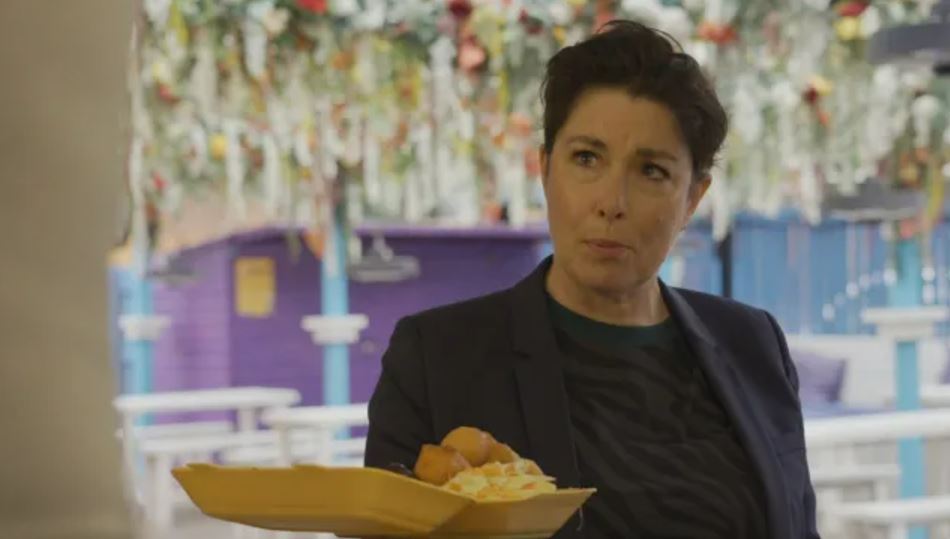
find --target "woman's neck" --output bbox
[545,263,669,327]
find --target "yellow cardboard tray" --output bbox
[429,489,595,539]
[172,464,594,538]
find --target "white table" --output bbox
[921,385,950,408]
[262,403,369,466]
[805,408,950,449]
[114,387,301,495]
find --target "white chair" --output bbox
[139,432,262,532]
[812,464,900,500]
[220,434,367,467]
[833,495,950,539]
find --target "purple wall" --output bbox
[150,227,548,424]
[152,242,233,423]
[230,238,325,406]
[348,232,548,404]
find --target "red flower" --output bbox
[802,87,820,105]
[297,0,327,14]
[697,22,738,46]
[836,1,869,18]
[518,9,544,35]
[448,0,473,21]
[157,84,179,104]
[152,173,167,192]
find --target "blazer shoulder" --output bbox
[404,288,513,339]
[674,287,773,327]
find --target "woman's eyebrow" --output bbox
[565,136,680,164]
[636,147,679,163]
[564,135,608,151]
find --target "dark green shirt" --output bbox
[548,296,768,538]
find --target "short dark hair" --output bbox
[541,20,728,178]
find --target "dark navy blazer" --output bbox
[366,259,820,539]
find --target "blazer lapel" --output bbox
[663,284,792,539]
[507,259,582,490]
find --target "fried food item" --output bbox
[440,426,496,467]
[416,426,558,500]
[487,441,520,464]
[443,460,557,501]
[414,444,471,486]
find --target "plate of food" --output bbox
[173,427,594,538]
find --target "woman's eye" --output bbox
[643,163,670,180]
[572,150,598,168]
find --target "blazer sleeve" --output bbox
[365,316,435,470]
[765,311,822,539]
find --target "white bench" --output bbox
[139,430,368,531]
[118,420,234,440]
[811,464,900,497]
[139,432,270,530]
[220,436,367,466]
[833,495,950,539]
[262,404,369,465]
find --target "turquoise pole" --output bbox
[321,205,351,408]
[889,238,926,539]
[122,271,155,426]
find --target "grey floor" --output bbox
[146,508,232,539]
[160,508,860,539]
[150,508,330,539]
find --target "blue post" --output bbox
[889,238,926,539]
[321,206,351,408]
[122,271,155,426]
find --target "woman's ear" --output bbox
[538,145,549,184]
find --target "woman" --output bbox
[366,21,819,539]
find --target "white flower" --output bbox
[143,0,172,27]
[901,69,934,91]
[354,3,387,30]
[686,42,714,69]
[770,81,800,109]
[885,2,907,21]
[681,0,705,12]
[872,66,898,98]
[263,8,290,35]
[912,94,941,123]
[860,6,882,37]
[657,7,692,42]
[802,0,828,11]
[621,0,662,25]
[247,0,273,21]
[332,0,360,18]
[548,2,573,26]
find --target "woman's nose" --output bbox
[597,205,626,221]
[595,174,628,222]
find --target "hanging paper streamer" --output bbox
[128,0,949,255]
[261,134,283,216]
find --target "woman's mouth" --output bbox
[583,239,629,257]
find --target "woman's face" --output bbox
[541,87,710,295]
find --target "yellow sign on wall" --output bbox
[234,257,276,318]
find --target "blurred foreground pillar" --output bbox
[0,2,135,538]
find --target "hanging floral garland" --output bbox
[129,0,949,256]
